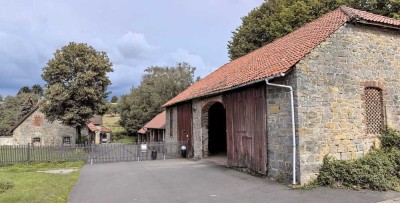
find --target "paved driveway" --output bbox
[69,159,399,203]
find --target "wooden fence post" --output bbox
[26,144,31,162]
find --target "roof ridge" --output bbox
[339,5,400,27]
[339,6,360,21]
[9,105,41,133]
[163,7,400,107]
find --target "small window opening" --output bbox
[364,87,385,134]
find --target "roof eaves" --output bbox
[163,71,292,107]
[9,105,40,133]
[355,19,400,30]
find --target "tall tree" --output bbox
[111,96,118,103]
[228,0,400,60]
[31,84,44,97]
[119,62,196,134]
[41,42,113,142]
[18,86,31,95]
[0,93,38,136]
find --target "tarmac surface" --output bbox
[69,159,400,203]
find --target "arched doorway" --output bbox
[208,102,227,156]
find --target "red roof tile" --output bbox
[341,7,400,26]
[143,111,166,129]
[101,127,112,133]
[164,7,400,107]
[87,122,98,132]
[138,128,147,134]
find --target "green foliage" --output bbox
[119,62,195,135]
[111,132,136,143]
[381,128,400,149]
[31,84,44,97]
[111,96,118,103]
[317,129,400,191]
[0,93,39,136]
[41,42,113,142]
[110,104,118,115]
[17,84,44,97]
[228,0,400,60]
[18,86,32,95]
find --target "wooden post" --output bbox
[26,144,31,162]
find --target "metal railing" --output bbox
[0,141,188,164]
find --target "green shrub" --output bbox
[318,149,400,190]
[0,181,14,194]
[381,128,400,150]
[317,128,400,191]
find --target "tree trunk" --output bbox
[76,126,82,144]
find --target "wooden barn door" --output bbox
[224,84,266,174]
[177,102,193,157]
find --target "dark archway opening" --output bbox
[208,102,227,156]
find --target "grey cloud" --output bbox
[0,0,264,98]
[116,32,158,60]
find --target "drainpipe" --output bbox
[265,73,297,185]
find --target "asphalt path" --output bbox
[69,159,400,203]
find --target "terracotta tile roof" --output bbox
[87,122,98,132]
[143,111,166,130]
[101,127,112,133]
[164,7,400,107]
[87,123,112,133]
[138,128,147,134]
[341,6,400,26]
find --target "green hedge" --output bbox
[317,128,400,191]
[381,128,400,149]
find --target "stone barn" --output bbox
[163,7,400,184]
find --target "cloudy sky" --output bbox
[0,0,263,98]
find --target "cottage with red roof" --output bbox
[163,7,400,184]
[138,111,166,143]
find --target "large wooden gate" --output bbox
[177,102,193,157]
[224,84,267,174]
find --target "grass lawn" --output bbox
[113,135,136,143]
[103,113,125,134]
[103,114,136,143]
[0,162,85,203]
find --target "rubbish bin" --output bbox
[151,151,157,160]
[180,146,187,158]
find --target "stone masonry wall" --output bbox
[0,137,14,145]
[192,99,203,159]
[165,106,178,142]
[295,24,400,184]
[13,109,77,145]
[191,96,223,159]
[266,72,299,181]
